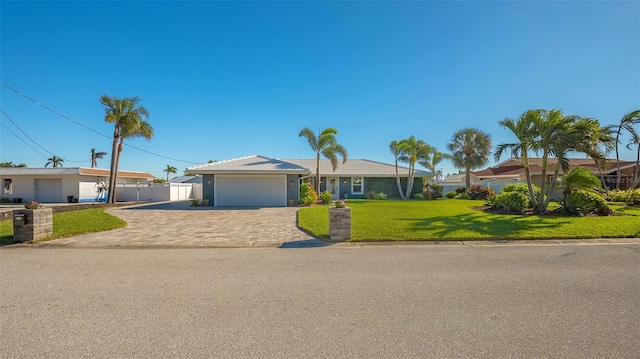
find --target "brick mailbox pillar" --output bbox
[329,207,351,241]
[13,208,53,243]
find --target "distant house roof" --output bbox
[0,167,155,179]
[186,155,432,177]
[473,158,637,178]
[170,175,202,183]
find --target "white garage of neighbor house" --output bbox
[187,154,432,207]
[0,167,155,204]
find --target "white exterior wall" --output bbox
[115,183,196,202]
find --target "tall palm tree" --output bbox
[389,140,406,200]
[163,165,178,181]
[398,136,433,199]
[299,127,348,195]
[90,148,107,168]
[614,110,640,189]
[627,131,640,188]
[495,110,540,209]
[45,155,64,168]
[100,95,152,203]
[447,128,492,189]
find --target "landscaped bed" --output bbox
[297,199,640,241]
[0,208,126,244]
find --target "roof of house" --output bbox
[187,155,310,175]
[186,155,433,177]
[0,167,155,179]
[170,175,202,183]
[473,158,637,177]
[282,158,431,177]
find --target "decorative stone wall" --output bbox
[13,208,53,243]
[329,207,351,241]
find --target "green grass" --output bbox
[0,208,126,244]
[298,199,640,241]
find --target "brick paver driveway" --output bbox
[39,201,318,248]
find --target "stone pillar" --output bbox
[13,208,53,243]
[329,207,351,241]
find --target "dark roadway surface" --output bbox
[1,244,639,358]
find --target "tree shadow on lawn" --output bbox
[398,211,571,239]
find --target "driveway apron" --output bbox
[39,201,316,248]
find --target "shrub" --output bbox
[607,189,640,203]
[320,190,332,204]
[334,199,347,208]
[455,187,467,194]
[0,197,11,203]
[374,192,388,200]
[445,191,457,198]
[467,185,496,200]
[454,192,471,200]
[413,193,425,200]
[499,183,540,208]
[365,191,376,199]
[300,183,318,205]
[494,191,529,214]
[562,190,611,216]
[190,199,199,206]
[423,183,443,200]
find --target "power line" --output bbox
[1,108,88,163]
[0,122,49,160]
[2,83,201,164]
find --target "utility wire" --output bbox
[1,122,49,160]
[2,83,201,164]
[1,108,89,163]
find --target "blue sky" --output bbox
[1,1,638,179]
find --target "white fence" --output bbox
[115,182,202,202]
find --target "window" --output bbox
[3,179,12,194]
[351,177,363,194]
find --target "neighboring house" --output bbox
[186,154,432,207]
[473,157,640,194]
[0,167,154,203]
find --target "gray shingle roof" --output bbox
[186,155,432,177]
[187,155,310,174]
[0,167,154,179]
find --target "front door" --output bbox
[327,177,339,200]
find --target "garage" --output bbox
[35,179,63,203]
[216,175,286,207]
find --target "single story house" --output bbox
[473,157,640,194]
[186,154,432,207]
[1,167,155,203]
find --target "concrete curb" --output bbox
[3,237,639,250]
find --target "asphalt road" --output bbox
[1,244,639,358]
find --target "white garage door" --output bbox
[35,179,63,203]
[216,175,286,207]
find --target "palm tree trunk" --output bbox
[465,164,471,188]
[107,129,120,203]
[404,162,415,199]
[615,130,622,189]
[523,153,538,210]
[316,153,321,196]
[543,163,561,210]
[111,140,124,203]
[394,159,405,200]
[537,152,549,213]
[632,143,640,189]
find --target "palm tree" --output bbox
[574,119,616,189]
[495,109,539,209]
[163,165,178,181]
[90,148,107,168]
[424,150,451,182]
[389,140,406,200]
[45,155,64,168]
[299,127,348,195]
[100,95,152,203]
[627,131,640,188]
[398,136,433,199]
[614,110,640,189]
[447,128,492,189]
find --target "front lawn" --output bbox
[298,199,640,241]
[0,208,126,244]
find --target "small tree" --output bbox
[45,155,64,168]
[163,165,178,181]
[299,127,348,195]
